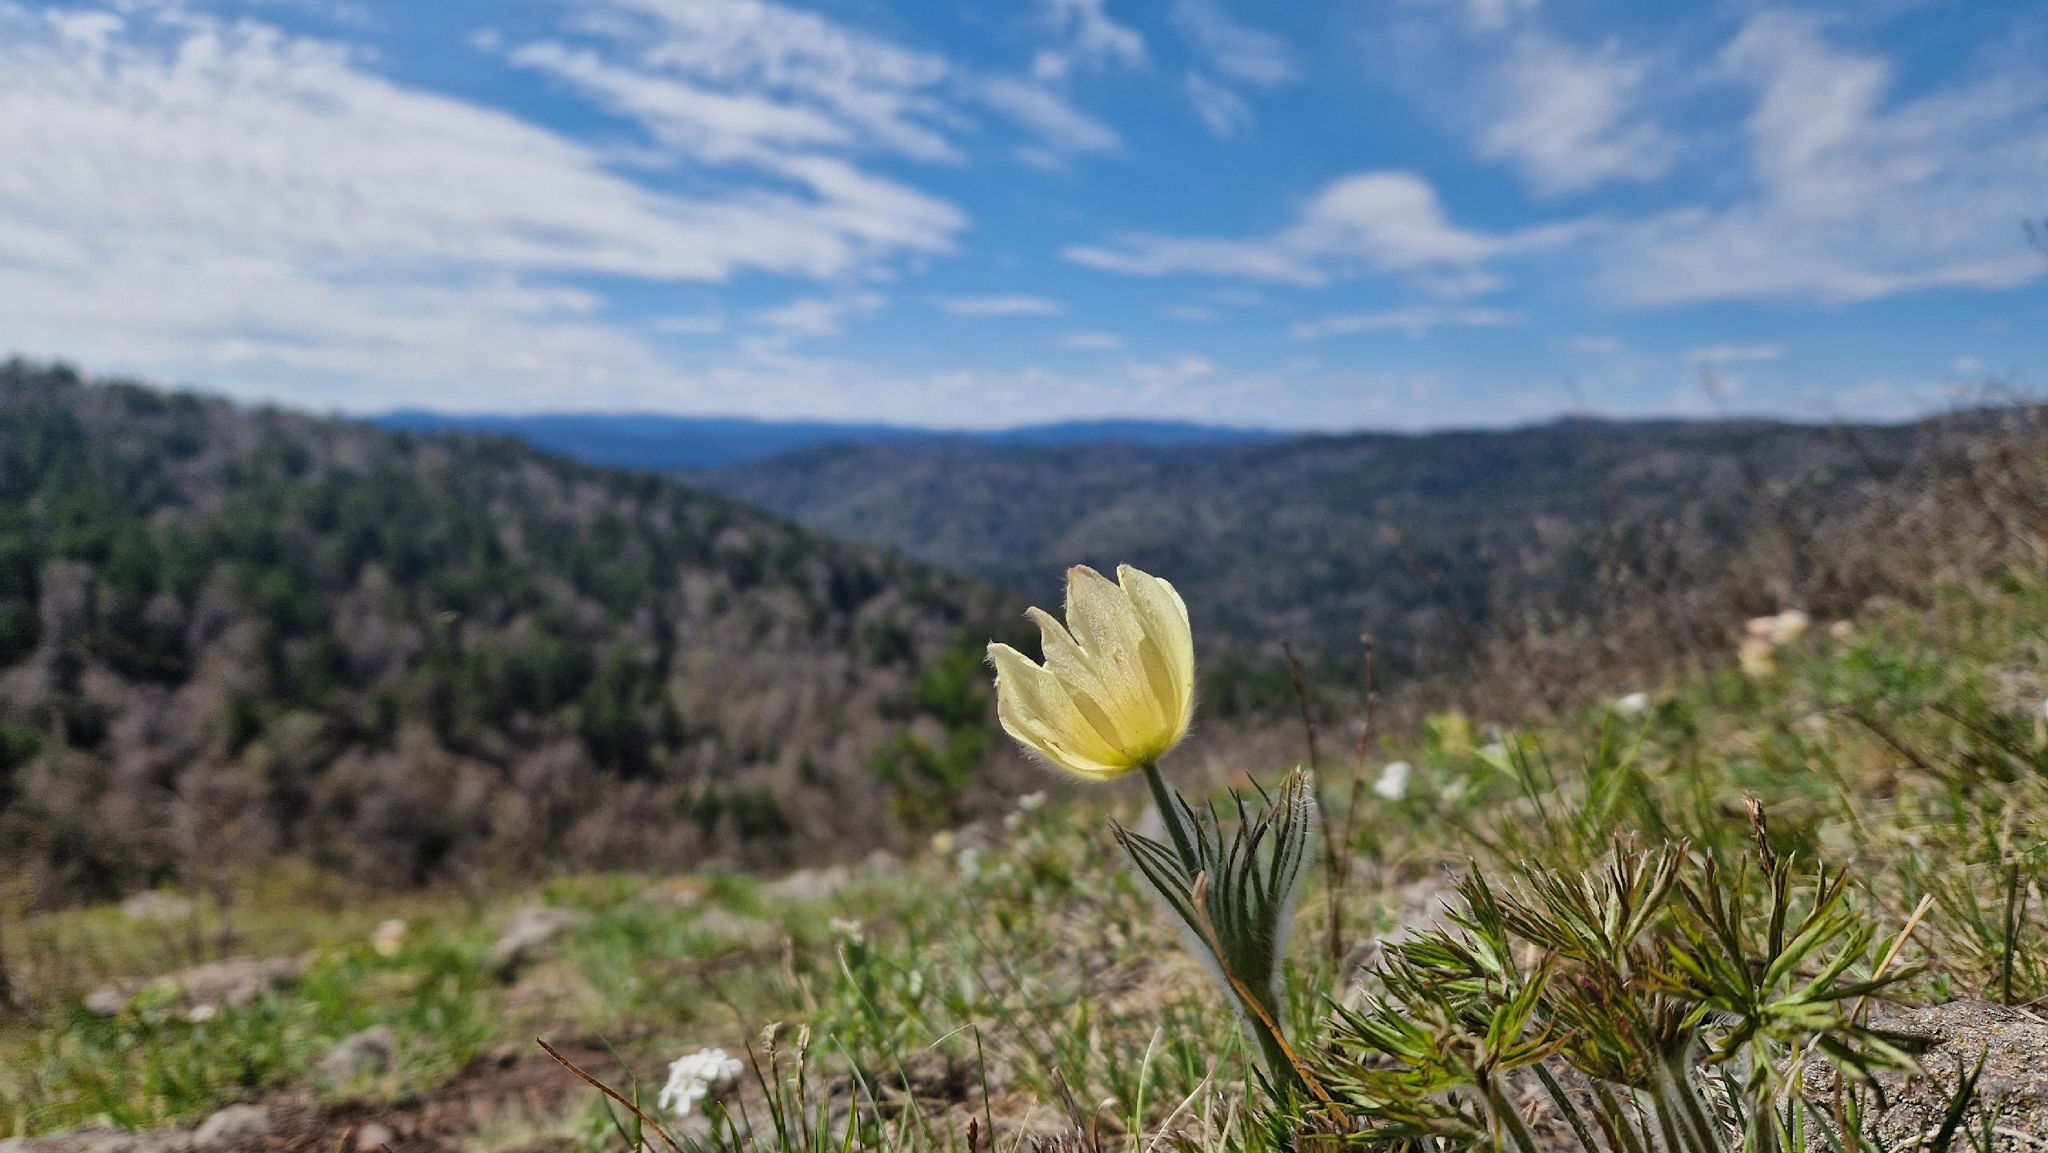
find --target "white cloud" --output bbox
[1480,34,1673,195]
[1126,354,1219,399]
[1172,0,1295,86]
[1602,12,2048,305]
[1066,171,1576,285]
[0,3,965,407]
[753,291,887,339]
[1059,331,1124,349]
[1034,0,1145,79]
[1685,344,1785,366]
[980,76,1120,161]
[939,295,1064,317]
[1185,70,1252,137]
[1404,0,1539,34]
[1290,307,1524,339]
[546,0,957,163]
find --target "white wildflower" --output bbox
[1613,692,1650,716]
[956,846,983,879]
[828,917,865,945]
[1017,791,1047,812]
[1372,761,1412,801]
[1768,610,1811,645]
[370,918,407,958]
[1738,636,1778,678]
[185,1003,219,1023]
[1828,620,1855,641]
[658,1048,744,1118]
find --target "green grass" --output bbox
[4,569,2047,1148]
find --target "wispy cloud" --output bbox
[1685,343,1785,366]
[980,75,1121,162]
[0,3,962,407]
[1059,331,1125,349]
[754,292,888,340]
[1172,0,1296,86]
[1479,33,1673,195]
[1066,171,1578,285]
[1033,0,1145,79]
[1184,70,1253,137]
[939,295,1065,316]
[1601,12,2048,305]
[1291,307,1524,339]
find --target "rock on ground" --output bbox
[484,906,592,980]
[316,1026,399,1084]
[191,1107,270,1148]
[84,955,308,1018]
[1852,1000,2048,1151]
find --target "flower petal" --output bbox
[1117,565,1195,738]
[988,642,1130,777]
[1027,606,1130,751]
[1063,565,1170,737]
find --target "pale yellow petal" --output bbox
[988,642,1127,776]
[1027,607,1131,751]
[1117,565,1195,737]
[1063,565,1170,737]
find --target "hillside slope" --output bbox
[0,363,1017,903]
[697,412,2047,713]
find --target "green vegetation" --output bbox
[3,566,2044,1149]
[0,361,1014,904]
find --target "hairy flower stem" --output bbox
[1140,761,1324,1107]
[1143,762,1200,873]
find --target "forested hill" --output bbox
[695,410,2048,715]
[0,362,1017,904]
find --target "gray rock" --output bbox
[485,906,592,979]
[0,1127,192,1153]
[191,1106,269,1148]
[351,1123,396,1152]
[119,892,197,923]
[691,908,779,950]
[316,1025,398,1083]
[83,955,306,1018]
[761,864,852,903]
[1815,1000,2048,1151]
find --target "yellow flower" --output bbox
[987,564,1195,781]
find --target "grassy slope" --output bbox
[4,567,2046,1144]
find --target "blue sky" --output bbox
[0,0,2042,429]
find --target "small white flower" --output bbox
[1613,692,1650,716]
[1372,761,1412,801]
[658,1048,744,1118]
[1768,610,1811,645]
[1016,791,1047,812]
[185,1003,219,1023]
[370,919,407,958]
[1828,620,1856,642]
[1739,636,1778,678]
[955,846,983,879]
[828,917,865,945]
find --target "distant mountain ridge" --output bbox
[372,411,1284,470]
[687,408,2048,719]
